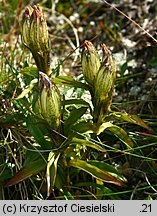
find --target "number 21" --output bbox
[141,204,151,213]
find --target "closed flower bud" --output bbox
[81,40,101,86]
[22,5,50,75]
[21,6,34,48]
[93,44,116,123]
[34,72,61,130]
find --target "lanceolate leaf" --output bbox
[53,76,89,90]
[94,122,133,148]
[20,66,38,78]
[46,152,60,196]
[68,159,125,187]
[54,165,66,191]
[26,115,52,149]
[71,137,106,152]
[5,158,47,187]
[72,122,93,134]
[88,160,126,181]
[16,78,38,99]
[63,99,90,107]
[106,112,151,131]
[64,107,88,134]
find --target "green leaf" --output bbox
[107,112,151,131]
[53,76,89,90]
[64,99,90,107]
[0,113,25,125]
[68,159,125,186]
[5,158,47,187]
[54,165,66,191]
[26,115,52,149]
[88,160,126,181]
[46,152,60,196]
[72,122,93,134]
[94,122,133,148]
[16,78,38,99]
[0,167,13,182]
[64,107,87,134]
[70,137,106,152]
[20,66,38,78]
[63,190,74,200]
[120,62,128,75]
[24,150,43,166]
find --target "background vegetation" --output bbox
[0,0,157,200]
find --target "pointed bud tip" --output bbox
[39,72,52,92]
[23,6,33,19]
[81,40,101,86]
[84,40,96,52]
[21,5,50,74]
[32,5,44,22]
[37,72,61,130]
[100,43,114,70]
[101,43,111,56]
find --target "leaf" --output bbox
[70,137,106,152]
[63,190,74,200]
[46,152,60,196]
[26,115,52,149]
[94,122,133,148]
[0,167,13,182]
[107,112,151,131]
[88,160,126,181]
[54,165,66,191]
[5,158,47,187]
[20,66,38,78]
[64,99,90,107]
[64,107,87,134]
[72,122,93,134]
[68,159,125,187]
[0,113,25,125]
[53,76,89,90]
[24,150,43,166]
[121,62,128,75]
[16,78,38,99]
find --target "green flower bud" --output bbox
[81,40,101,86]
[93,44,116,123]
[34,72,61,130]
[22,5,50,75]
[21,6,34,48]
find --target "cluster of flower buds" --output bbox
[21,5,50,75]
[22,5,62,131]
[81,41,116,123]
[34,72,61,130]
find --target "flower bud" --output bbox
[93,44,116,123]
[34,72,61,130]
[81,40,101,86]
[21,6,34,48]
[22,5,50,75]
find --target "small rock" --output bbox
[114,95,123,102]
[129,86,141,96]
[141,95,148,101]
